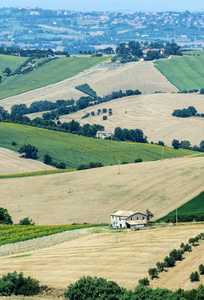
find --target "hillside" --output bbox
[58,93,204,147]
[0,224,203,291]
[155,55,204,91]
[0,56,109,100]
[0,122,194,170]
[1,156,203,225]
[0,60,178,111]
[0,147,56,175]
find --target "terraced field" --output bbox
[155,55,204,91]
[0,60,178,111]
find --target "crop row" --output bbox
[0,223,108,246]
[0,169,76,179]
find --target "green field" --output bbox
[157,191,204,222]
[0,54,27,80]
[182,50,204,56]
[0,56,110,99]
[0,122,196,169]
[155,56,204,91]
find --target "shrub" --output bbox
[0,207,13,224]
[11,141,17,146]
[103,116,107,120]
[19,217,35,225]
[138,277,150,286]
[64,276,125,300]
[134,158,143,163]
[190,271,200,282]
[169,249,183,261]
[0,272,39,296]
[183,243,192,252]
[18,144,38,159]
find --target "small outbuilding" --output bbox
[110,210,147,228]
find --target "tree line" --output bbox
[0,46,69,58]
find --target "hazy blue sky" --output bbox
[1,0,204,12]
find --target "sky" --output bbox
[1,0,204,12]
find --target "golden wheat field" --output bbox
[0,61,177,111]
[1,156,203,225]
[0,224,203,292]
[0,147,56,175]
[58,93,204,147]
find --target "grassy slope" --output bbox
[0,56,109,99]
[0,122,195,169]
[0,54,27,77]
[155,56,204,91]
[157,191,204,221]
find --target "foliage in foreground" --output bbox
[0,271,39,296]
[65,276,204,300]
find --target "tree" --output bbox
[172,139,180,149]
[19,217,35,225]
[156,262,166,272]
[188,106,197,116]
[164,256,175,267]
[200,140,204,152]
[3,67,12,76]
[200,88,204,94]
[18,144,38,159]
[148,268,158,279]
[199,264,204,275]
[138,277,149,286]
[146,209,154,222]
[0,207,13,224]
[190,271,200,282]
[44,154,52,165]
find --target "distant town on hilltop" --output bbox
[1,7,204,53]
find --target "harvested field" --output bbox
[0,147,56,175]
[1,61,178,111]
[59,93,204,147]
[1,156,203,225]
[0,224,203,291]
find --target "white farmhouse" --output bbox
[110,210,147,229]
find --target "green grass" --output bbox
[182,50,204,56]
[0,122,196,169]
[0,56,110,99]
[0,54,27,79]
[155,56,204,91]
[157,191,204,222]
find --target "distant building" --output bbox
[110,210,147,228]
[96,131,114,139]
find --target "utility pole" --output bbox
[37,213,39,225]
[118,160,120,174]
[176,208,178,224]
[68,178,70,193]
[116,225,118,243]
[162,147,163,160]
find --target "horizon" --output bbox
[1,0,204,12]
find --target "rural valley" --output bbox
[0,3,204,300]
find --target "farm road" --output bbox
[0,228,91,257]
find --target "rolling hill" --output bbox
[0,224,203,291]
[0,147,56,175]
[0,55,109,100]
[58,93,204,147]
[155,55,204,91]
[0,60,178,111]
[1,155,203,225]
[0,122,194,170]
